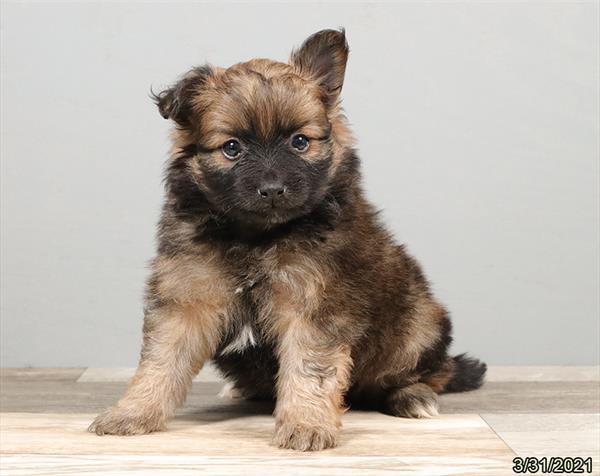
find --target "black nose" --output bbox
[257,182,286,199]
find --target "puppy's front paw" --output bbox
[88,407,164,436]
[272,422,338,451]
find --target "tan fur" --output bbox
[257,249,351,450]
[328,104,355,176]
[272,316,352,451]
[89,256,232,436]
[269,250,326,310]
[152,254,232,304]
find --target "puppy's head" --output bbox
[155,29,354,227]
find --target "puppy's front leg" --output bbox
[272,318,352,451]
[89,302,225,435]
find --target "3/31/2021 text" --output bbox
[513,457,593,473]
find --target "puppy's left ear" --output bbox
[290,29,349,104]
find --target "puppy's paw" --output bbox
[384,383,439,419]
[272,422,338,451]
[88,407,164,436]
[397,397,439,418]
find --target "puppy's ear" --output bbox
[290,29,349,104]
[152,65,212,126]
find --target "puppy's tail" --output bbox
[444,353,487,393]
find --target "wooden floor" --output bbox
[1,366,599,475]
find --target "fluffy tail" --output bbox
[444,353,487,393]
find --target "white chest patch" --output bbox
[220,325,257,355]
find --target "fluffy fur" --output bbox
[89,29,486,451]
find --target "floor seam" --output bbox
[73,367,87,382]
[479,413,519,457]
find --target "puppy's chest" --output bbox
[215,266,267,356]
[217,248,327,355]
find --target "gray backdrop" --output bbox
[1,1,598,367]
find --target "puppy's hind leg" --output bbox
[382,383,439,419]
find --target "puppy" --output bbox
[89,29,486,451]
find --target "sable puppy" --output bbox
[90,29,486,451]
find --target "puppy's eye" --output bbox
[222,139,242,160]
[291,134,309,152]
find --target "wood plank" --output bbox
[2,380,599,414]
[0,368,85,382]
[0,412,515,475]
[440,382,600,414]
[76,364,222,383]
[0,454,517,476]
[0,412,511,456]
[482,413,600,459]
[73,366,600,383]
[486,366,600,382]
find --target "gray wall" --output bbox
[1,1,598,367]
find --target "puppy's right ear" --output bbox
[151,65,212,126]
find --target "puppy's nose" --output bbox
[257,181,286,199]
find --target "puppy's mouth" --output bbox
[225,196,311,226]
[239,206,304,225]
